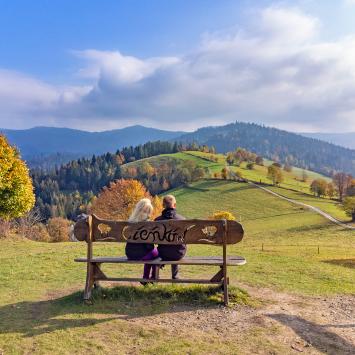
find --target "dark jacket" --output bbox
[155,208,187,260]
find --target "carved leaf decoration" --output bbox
[98,223,112,236]
[201,225,218,238]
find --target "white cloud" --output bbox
[344,0,355,5]
[1,6,355,132]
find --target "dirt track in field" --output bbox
[125,284,355,354]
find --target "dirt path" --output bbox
[225,166,354,230]
[248,181,355,231]
[128,285,355,354]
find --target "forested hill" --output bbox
[1,125,184,159]
[301,132,355,149]
[176,122,355,176]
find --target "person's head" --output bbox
[162,194,177,209]
[128,198,153,222]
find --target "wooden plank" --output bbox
[74,214,244,245]
[74,256,246,266]
[93,277,223,284]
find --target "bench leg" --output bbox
[223,276,229,306]
[84,262,94,300]
[152,265,160,280]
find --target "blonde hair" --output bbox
[163,194,176,209]
[128,198,153,222]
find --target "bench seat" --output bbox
[75,256,246,266]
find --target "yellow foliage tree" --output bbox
[209,211,236,221]
[0,135,35,219]
[91,179,162,220]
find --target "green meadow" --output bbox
[1,178,354,354]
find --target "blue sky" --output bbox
[1,0,355,132]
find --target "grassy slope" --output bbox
[124,150,331,195]
[267,186,349,221]
[124,150,343,221]
[1,179,354,354]
[170,180,354,295]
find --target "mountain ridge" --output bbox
[0,125,185,157]
[301,132,355,149]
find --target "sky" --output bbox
[1,0,355,132]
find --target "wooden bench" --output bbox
[74,214,246,305]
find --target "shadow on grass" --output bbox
[268,314,355,354]
[243,210,304,222]
[0,285,251,337]
[286,222,333,233]
[323,259,355,269]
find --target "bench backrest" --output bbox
[74,214,244,245]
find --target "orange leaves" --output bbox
[91,179,162,220]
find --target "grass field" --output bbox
[268,186,349,222]
[170,180,355,295]
[124,150,335,201]
[1,180,354,353]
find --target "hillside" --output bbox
[1,179,354,354]
[177,121,355,175]
[302,132,355,149]
[122,150,349,223]
[2,122,355,175]
[1,125,184,164]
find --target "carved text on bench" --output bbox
[122,224,195,244]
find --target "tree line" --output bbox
[31,141,213,220]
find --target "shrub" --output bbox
[246,162,254,170]
[209,211,236,221]
[47,217,72,242]
[26,223,51,242]
[15,208,42,237]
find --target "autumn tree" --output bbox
[91,179,162,220]
[310,179,328,197]
[221,167,228,180]
[346,179,355,197]
[139,162,155,178]
[333,172,352,201]
[343,197,355,221]
[255,156,264,166]
[326,182,336,199]
[283,164,292,172]
[0,135,35,219]
[267,165,283,185]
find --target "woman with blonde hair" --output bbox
[125,198,159,281]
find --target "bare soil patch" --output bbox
[123,284,355,354]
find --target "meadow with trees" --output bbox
[0,134,354,354]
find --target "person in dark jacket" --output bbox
[155,194,186,279]
[125,198,159,280]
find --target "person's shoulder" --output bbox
[154,215,163,221]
